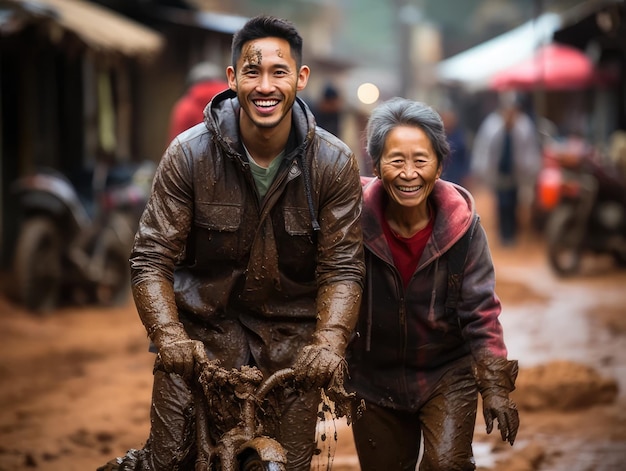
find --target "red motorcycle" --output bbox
[536,136,626,276]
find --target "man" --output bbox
[99,15,364,471]
[471,92,541,246]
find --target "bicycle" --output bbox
[193,358,359,471]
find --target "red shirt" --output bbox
[382,213,434,288]
[168,80,229,142]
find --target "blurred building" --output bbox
[435,0,625,149]
[0,0,247,268]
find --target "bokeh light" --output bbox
[357,82,380,105]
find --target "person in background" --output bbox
[312,82,342,137]
[167,61,229,142]
[471,92,541,246]
[99,15,364,471]
[347,97,519,470]
[440,103,470,187]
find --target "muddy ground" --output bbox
[1,189,625,470]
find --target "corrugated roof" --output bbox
[1,0,164,59]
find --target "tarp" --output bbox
[0,0,164,59]
[490,43,595,91]
[436,12,562,91]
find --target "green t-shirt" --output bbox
[244,145,285,198]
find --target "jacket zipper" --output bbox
[399,297,407,359]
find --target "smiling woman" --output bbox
[346,97,520,471]
[375,125,441,237]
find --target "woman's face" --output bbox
[374,125,441,211]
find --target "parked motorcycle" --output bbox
[537,136,626,276]
[11,160,155,312]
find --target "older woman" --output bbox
[347,97,519,470]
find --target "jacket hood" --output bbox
[361,177,476,261]
[203,88,321,231]
[203,89,316,159]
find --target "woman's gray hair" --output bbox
[366,97,450,171]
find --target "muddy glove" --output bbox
[133,280,207,381]
[293,282,361,390]
[150,321,206,381]
[473,357,520,445]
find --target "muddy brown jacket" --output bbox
[130,89,365,370]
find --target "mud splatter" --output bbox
[241,43,263,67]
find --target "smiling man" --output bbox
[99,15,365,471]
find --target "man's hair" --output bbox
[231,15,303,71]
[366,97,450,171]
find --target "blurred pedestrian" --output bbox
[167,61,228,142]
[312,82,342,137]
[440,104,470,187]
[471,92,541,246]
[347,97,519,470]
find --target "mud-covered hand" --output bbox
[293,282,362,390]
[482,390,519,445]
[293,344,345,389]
[150,321,206,380]
[473,357,520,445]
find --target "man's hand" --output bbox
[293,344,344,390]
[482,392,519,445]
[158,339,207,380]
[293,282,362,390]
[150,321,207,381]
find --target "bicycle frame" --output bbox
[194,364,293,470]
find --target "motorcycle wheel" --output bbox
[239,452,286,471]
[546,205,582,276]
[92,237,130,307]
[13,217,62,312]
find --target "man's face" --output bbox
[227,37,309,130]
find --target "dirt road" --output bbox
[1,190,625,470]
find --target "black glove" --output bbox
[150,322,207,380]
[473,357,520,445]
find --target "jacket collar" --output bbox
[362,178,476,259]
[203,89,315,161]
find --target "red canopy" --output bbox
[490,44,595,91]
